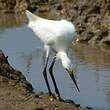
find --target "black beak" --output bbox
[70,73,80,92]
[66,69,80,92]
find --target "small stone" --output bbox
[86,106,93,109]
[75,104,80,108]
[64,99,75,105]
[35,94,39,98]
[8,80,17,86]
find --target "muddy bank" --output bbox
[0,49,93,110]
[0,0,40,13]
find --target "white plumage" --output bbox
[26,10,77,69]
[25,10,79,100]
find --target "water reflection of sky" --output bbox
[0,15,110,110]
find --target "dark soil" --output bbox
[0,49,93,110]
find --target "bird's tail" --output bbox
[25,10,42,21]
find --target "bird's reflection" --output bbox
[20,47,44,74]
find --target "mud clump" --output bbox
[0,49,93,110]
[70,0,110,46]
[0,49,33,91]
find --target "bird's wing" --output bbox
[46,37,55,45]
[33,22,56,46]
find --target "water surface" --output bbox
[0,14,110,110]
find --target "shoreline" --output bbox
[0,49,93,110]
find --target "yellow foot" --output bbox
[49,95,54,101]
[55,94,61,101]
[49,94,62,101]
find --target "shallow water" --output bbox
[0,14,110,110]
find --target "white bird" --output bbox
[25,10,79,101]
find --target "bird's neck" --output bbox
[56,52,71,69]
[56,52,68,60]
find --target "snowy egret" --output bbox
[25,10,80,101]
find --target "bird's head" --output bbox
[56,52,80,92]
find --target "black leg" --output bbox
[43,57,52,97]
[49,57,61,100]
